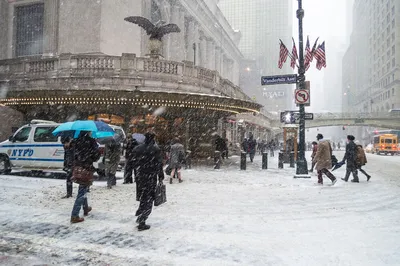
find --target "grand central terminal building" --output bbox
[0,0,273,156]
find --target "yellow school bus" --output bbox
[372,134,398,155]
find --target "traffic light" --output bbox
[280,111,296,124]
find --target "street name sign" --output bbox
[261,74,297,85]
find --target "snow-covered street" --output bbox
[1,151,400,266]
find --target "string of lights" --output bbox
[0,97,255,113]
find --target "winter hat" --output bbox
[312,141,318,145]
[316,134,323,140]
[347,135,355,141]
[144,132,156,144]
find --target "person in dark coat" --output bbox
[61,136,74,198]
[247,134,257,162]
[123,134,139,184]
[215,135,227,159]
[132,132,164,231]
[70,131,100,223]
[104,136,121,188]
[341,135,359,182]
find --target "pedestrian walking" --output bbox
[312,134,337,185]
[123,134,139,184]
[355,143,371,181]
[269,140,275,157]
[70,131,100,223]
[132,132,164,231]
[105,136,122,188]
[247,134,257,162]
[337,142,341,151]
[215,135,227,159]
[341,135,359,183]
[309,141,318,172]
[61,136,74,198]
[169,137,185,184]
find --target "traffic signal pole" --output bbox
[295,0,309,176]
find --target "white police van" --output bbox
[0,120,126,175]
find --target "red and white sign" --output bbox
[295,89,310,105]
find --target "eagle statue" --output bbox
[124,16,181,58]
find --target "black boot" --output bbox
[137,222,150,231]
[367,175,371,181]
[341,178,348,182]
[351,179,359,183]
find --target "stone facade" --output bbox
[0,0,242,86]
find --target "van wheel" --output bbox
[0,156,11,175]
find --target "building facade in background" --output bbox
[0,0,272,152]
[218,0,294,112]
[342,0,400,142]
[343,0,400,114]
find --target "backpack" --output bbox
[356,145,367,166]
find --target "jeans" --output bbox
[343,168,358,181]
[71,185,89,217]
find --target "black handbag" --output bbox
[154,182,167,206]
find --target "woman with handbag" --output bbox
[70,131,101,223]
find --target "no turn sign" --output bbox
[295,89,310,105]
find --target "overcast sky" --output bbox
[292,0,353,112]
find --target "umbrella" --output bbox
[52,120,115,139]
[132,133,145,144]
[332,161,345,171]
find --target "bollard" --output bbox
[289,152,295,168]
[214,151,221,169]
[240,152,247,170]
[185,151,192,169]
[278,152,284,169]
[262,152,268,169]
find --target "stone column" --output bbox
[170,3,185,62]
[215,46,221,74]
[199,31,207,68]
[206,39,216,70]
[43,0,59,55]
[186,18,196,63]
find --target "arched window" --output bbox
[151,0,162,24]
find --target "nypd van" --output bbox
[0,120,126,174]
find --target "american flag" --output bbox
[278,40,289,69]
[304,37,312,71]
[290,38,298,69]
[315,41,326,70]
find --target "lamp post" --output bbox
[295,0,308,175]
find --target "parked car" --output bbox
[0,120,126,175]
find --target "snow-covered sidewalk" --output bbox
[1,152,400,265]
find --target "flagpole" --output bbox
[295,0,309,176]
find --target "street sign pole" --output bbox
[295,0,309,177]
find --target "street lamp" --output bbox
[295,0,308,176]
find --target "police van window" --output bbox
[34,127,58,142]
[14,127,31,142]
[384,139,393,143]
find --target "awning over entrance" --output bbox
[1,89,261,115]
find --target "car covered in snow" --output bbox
[0,120,125,175]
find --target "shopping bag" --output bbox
[165,164,172,176]
[154,182,167,206]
